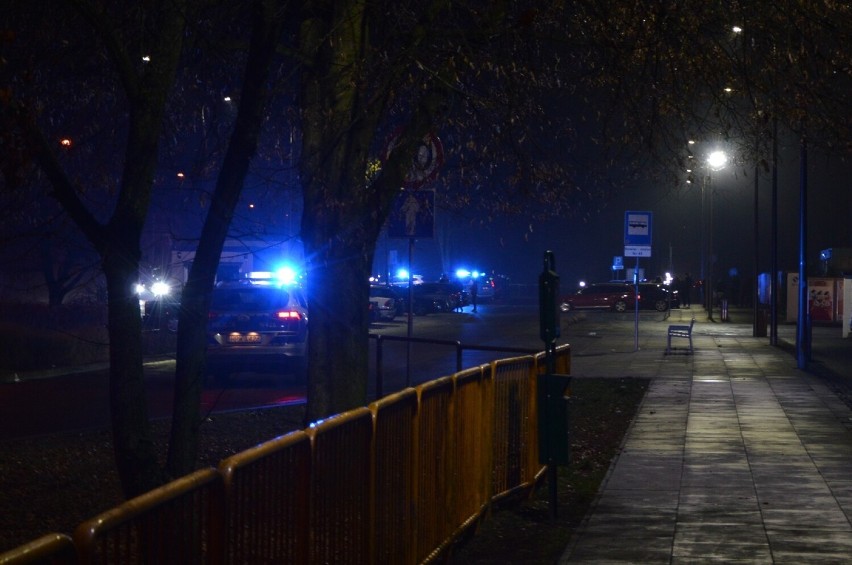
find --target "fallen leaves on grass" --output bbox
[448,377,648,564]
[0,377,647,563]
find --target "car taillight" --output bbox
[276,310,301,321]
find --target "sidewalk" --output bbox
[560,307,852,563]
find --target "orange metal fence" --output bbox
[73,468,223,564]
[218,430,312,564]
[0,533,76,565]
[371,388,419,564]
[0,345,570,565]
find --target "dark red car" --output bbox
[560,283,637,312]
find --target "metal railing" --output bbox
[370,333,541,397]
[0,533,76,564]
[73,468,223,564]
[0,345,571,565]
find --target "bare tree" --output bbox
[0,0,281,495]
[3,0,850,498]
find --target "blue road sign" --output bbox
[388,189,435,239]
[624,211,652,246]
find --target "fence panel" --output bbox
[73,468,222,565]
[449,365,493,529]
[218,430,311,564]
[0,533,77,565]
[413,376,454,563]
[10,345,568,564]
[369,388,418,565]
[490,356,542,503]
[307,407,374,564]
[535,344,571,375]
[555,344,571,374]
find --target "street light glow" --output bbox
[151,281,171,297]
[707,150,728,170]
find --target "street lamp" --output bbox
[704,150,728,318]
[686,144,729,316]
[707,150,728,170]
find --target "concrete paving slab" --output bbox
[559,307,852,563]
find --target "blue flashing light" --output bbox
[245,267,300,287]
[246,271,273,280]
[275,266,297,286]
[396,268,410,280]
[456,269,483,279]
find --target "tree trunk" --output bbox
[103,249,165,497]
[166,273,211,477]
[166,0,285,477]
[302,238,374,424]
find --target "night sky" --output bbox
[376,140,852,289]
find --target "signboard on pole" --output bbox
[388,189,435,239]
[624,245,652,257]
[624,211,652,246]
[624,211,652,258]
[624,211,653,351]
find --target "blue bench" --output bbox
[666,318,695,354]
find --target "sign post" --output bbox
[389,190,436,385]
[612,255,624,279]
[625,211,653,351]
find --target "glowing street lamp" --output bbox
[687,145,728,316]
[150,281,171,297]
[707,150,728,170]
[704,149,727,318]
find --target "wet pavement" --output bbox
[560,307,852,564]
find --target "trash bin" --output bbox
[755,307,768,337]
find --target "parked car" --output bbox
[638,282,680,311]
[205,281,309,382]
[412,282,466,314]
[560,283,636,312]
[369,285,405,321]
[474,277,496,302]
[142,294,180,332]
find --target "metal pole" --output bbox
[770,115,779,345]
[796,132,809,369]
[753,155,760,336]
[700,175,706,310]
[375,335,384,398]
[634,257,639,351]
[707,172,715,320]
[406,237,414,386]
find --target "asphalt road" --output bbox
[0,302,679,441]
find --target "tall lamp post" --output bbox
[704,150,728,320]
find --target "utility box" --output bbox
[537,373,572,466]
